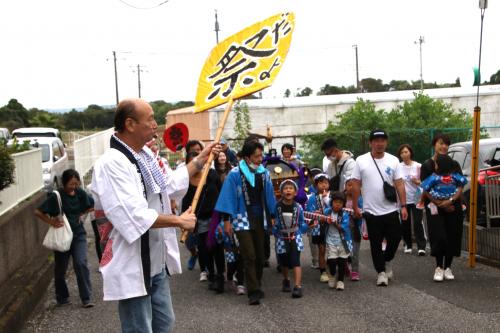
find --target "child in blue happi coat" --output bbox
[344,178,363,281]
[324,191,353,291]
[215,221,246,295]
[306,173,331,283]
[273,179,309,298]
[421,154,467,213]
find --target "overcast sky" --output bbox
[1,0,498,110]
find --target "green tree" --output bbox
[302,93,475,166]
[489,69,500,84]
[296,87,313,97]
[0,99,30,131]
[360,78,385,92]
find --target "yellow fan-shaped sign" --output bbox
[194,12,295,113]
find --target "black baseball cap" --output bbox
[369,129,388,141]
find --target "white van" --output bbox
[12,127,62,140]
[14,136,69,190]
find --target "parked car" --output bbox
[11,127,62,140]
[10,136,69,191]
[0,128,11,141]
[448,138,500,224]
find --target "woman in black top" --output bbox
[35,169,94,307]
[420,134,464,282]
[214,150,232,184]
[182,152,225,292]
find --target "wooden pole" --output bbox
[180,98,235,242]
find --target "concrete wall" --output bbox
[0,191,53,333]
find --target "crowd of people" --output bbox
[33,98,468,332]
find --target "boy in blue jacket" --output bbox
[324,191,353,291]
[273,179,309,298]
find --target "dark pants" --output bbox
[365,211,402,273]
[425,202,463,258]
[236,227,265,296]
[402,204,426,250]
[227,254,244,285]
[197,232,224,278]
[54,228,92,304]
[327,258,347,281]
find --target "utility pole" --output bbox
[131,64,145,98]
[136,64,142,98]
[353,44,360,92]
[214,9,220,44]
[415,36,425,90]
[113,51,119,105]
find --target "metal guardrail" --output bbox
[484,165,500,228]
[0,149,43,216]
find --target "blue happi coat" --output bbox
[323,207,353,253]
[215,221,238,263]
[215,162,276,232]
[306,192,330,236]
[272,201,309,254]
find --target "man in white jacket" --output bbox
[321,138,356,192]
[91,98,219,333]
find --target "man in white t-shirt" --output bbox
[351,129,407,287]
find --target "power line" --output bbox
[117,0,169,10]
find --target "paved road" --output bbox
[22,225,500,333]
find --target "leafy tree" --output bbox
[28,108,61,128]
[317,84,357,95]
[360,78,385,92]
[490,69,500,84]
[302,93,475,166]
[296,87,313,97]
[0,143,14,191]
[0,99,30,131]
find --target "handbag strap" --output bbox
[53,190,64,218]
[371,154,387,183]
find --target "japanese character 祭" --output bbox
[205,13,294,102]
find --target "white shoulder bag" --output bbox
[42,190,73,252]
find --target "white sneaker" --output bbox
[320,271,330,283]
[336,281,345,290]
[418,249,426,256]
[236,285,246,295]
[404,246,412,254]
[328,277,337,289]
[433,267,444,282]
[385,262,393,280]
[199,271,208,282]
[376,272,388,286]
[444,268,455,281]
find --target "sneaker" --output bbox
[199,271,208,282]
[187,255,197,270]
[56,300,71,307]
[336,281,344,291]
[350,271,360,281]
[404,246,412,254]
[385,262,393,280]
[282,279,291,292]
[82,301,95,308]
[320,271,330,283]
[418,249,426,256]
[328,277,337,289]
[444,268,455,281]
[236,285,246,295]
[376,272,388,286]
[248,292,260,305]
[310,263,319,269]
[433,267,444,282]
[292,286,303,298]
